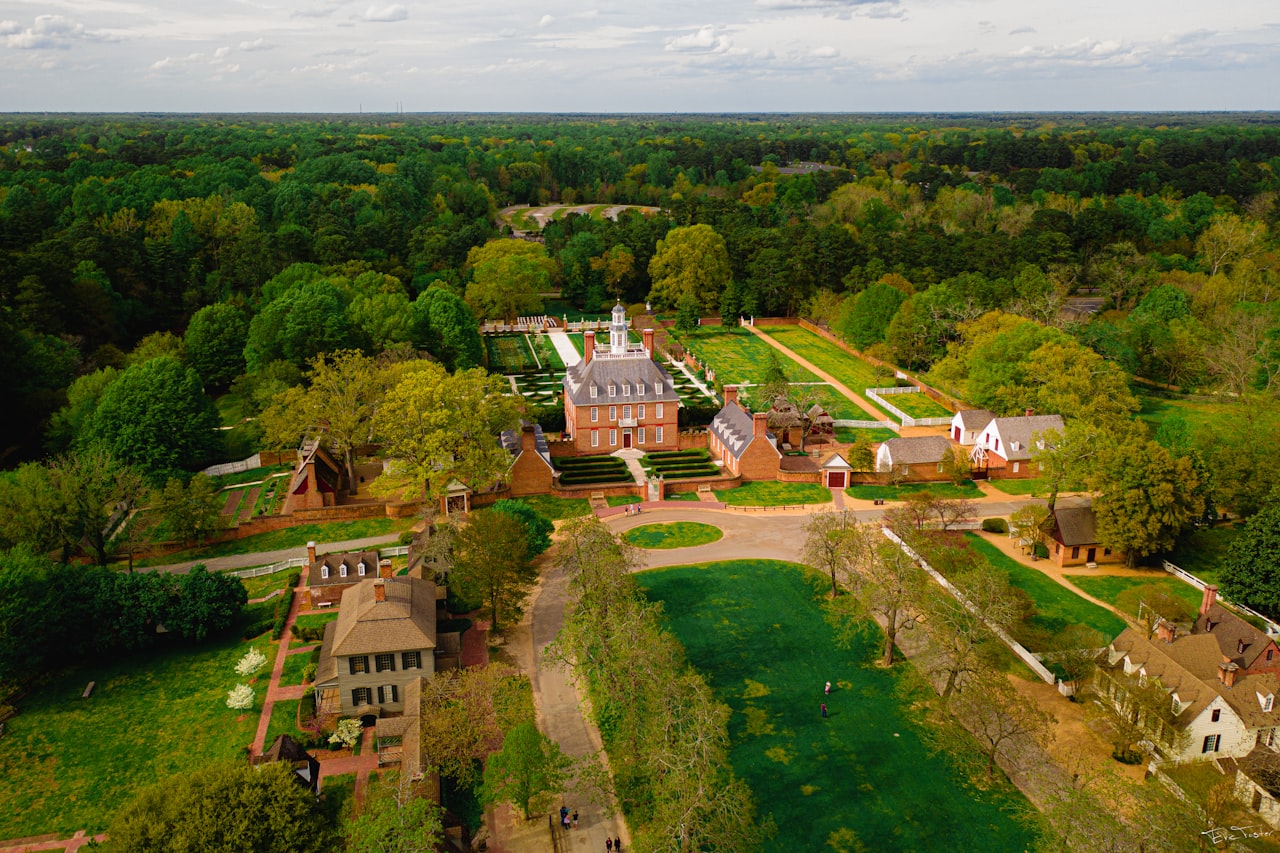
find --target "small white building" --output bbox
[969,413,1064,478]
[950,409,994,445]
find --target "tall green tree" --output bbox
[490,499,554,557]
[410,286,483,370]
[345,772,443,853]
[153,474,225,547]
[1221,500,1280,617]
[183,302,248,389]
[1090,438,1203,566]
[451,509,536,631]
[480,721,572,819]
[647,224,731,313]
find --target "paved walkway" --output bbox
[147,532,402,575]
[666,356,717,400]
[547,330,581,367]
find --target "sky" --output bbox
[1,0,1278,113]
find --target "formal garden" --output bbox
[757,325,915,418]
[714,481,832,506]
[640,449,720,479]
[553,454,633,486]
[639,560,1039,852]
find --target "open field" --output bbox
[966,534,1127,643]
[834,426,900,443]
[1064,574,1202,618]
[758,326,906,416]
[1135,390,1235,435]
[714,481,832,506]
[639,560,1038,853]
[676,327,819,386]
[0,630,264,837]
[883,390,952,419]
[1167,525,1241,587]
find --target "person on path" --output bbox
[821,702,827,718]
[572,809,579,829]
[615,837,623,851]
[825,681,831,695]
[607,840,613,852]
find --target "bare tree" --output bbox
[931,670,1054,779]
[803,510,859,598]
[829,524,927,667]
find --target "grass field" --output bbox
[527,334,566,370]
[846,481,984,501]
[638,560,1038,853]
[714,481,833,506]
[279,649,315,687]
[0,630,264,837]
[677,328,819,386]
[878,389,952,419]
[985,477,1049,496]
[134,518,409,568]
[264,697,305,746]
[1168,525,1241,588]
[513,494,592,520]
[624,522,723,549]
[965,534,1127,643]
[664,491,703,502]
[238,569,295,601]
[758,326,897,408]
[1135,390,1235,435]
[1064,574,1202,618]
[834,426,899,443]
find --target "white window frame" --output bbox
[1012,461,1021,473]
[402,651,422,670]
[1203,734,1221,753]
[609,384,616,397]
[638,427,646,444]
[639,403,645,419]
[590,385,597,399]
[623,384,631,396]
[321,565,329,579]
[655,426,664,444]
[609,405,616,422]
[610,429,617,446]
[590,406,598,423]
[339,563,348,578]
[357,561,366,576]
[591,430,599,448]
[638,381,646,395]
[623,404,631,420]
[656,403,664,419]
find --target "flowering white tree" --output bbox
[235,647,268,677]
[227,683,255,710]
[330,717,363,748]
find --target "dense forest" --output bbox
[2,113,1280,535]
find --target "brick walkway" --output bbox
[0,831,106,852]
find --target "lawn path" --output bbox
[252,576,305,756]
[547,329,581,367]
[665,356,717,400]
[745,325,891,421]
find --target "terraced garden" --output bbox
[485,334,543,373]
[553,454,633,486]
[640,449,721,480]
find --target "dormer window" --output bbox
[608,384,616,397]
[339,562,348,578]
[590,385,597,399]
[321,565,329,579]
[358,561,367,576]
[1261,692,1275,713]
[1171,692,1182,714]
[637,381,646,395]
[623,384,631,396]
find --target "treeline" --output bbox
[553,518,770,852]
[0,554,246,685]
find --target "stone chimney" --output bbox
[724,385,738,406]
[1156,620,1177,644]
[307,541,317,564]
[373,579,386,603]
[643,328,655,357]
[753,411,768,438]
[1201,584,1219,618]
[1025,408,1034,417]
[1219,661,1239,688]
[583,330,595,365]
[379,558,393,579]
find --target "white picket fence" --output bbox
[865,387,953,428]
[202,454,263,478]
[230,544,412,580]
[832,418,900,432]
[1162,560,1280,636]
[883,527,1057,685]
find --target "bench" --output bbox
[697,484,712,494]
[1086,562,1098,570]
[82,681,95,699]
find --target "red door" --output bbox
[828,471,846,488]
[623,431,633,449]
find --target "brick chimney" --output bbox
[521,422,537,450]
[379,558,393,579]
[643,328,655,357]
[1024,408,1034,417]
[583,330,595,365]
[724,385,738,406]
[1156,620,1177,644]
[1201,584,1219,618]
[753,411,768,438]
[373,579,386,602]
[1219,661,1239,688]
[307,541,317,564]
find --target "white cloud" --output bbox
[3,14,106,50]
[665,25,732,53]
[1010,26,1036,35]
[538,14,554,27]
[214,46,231,59]
[361,5,408,23]
[0,20,20,36]
[239,37,274,51]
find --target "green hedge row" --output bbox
[644,449,710,461]
[560,472,635,486]
[660,468,722,480]
[555,456,628,468]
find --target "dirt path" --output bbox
[745,324,889,421]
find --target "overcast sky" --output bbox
[2,0,1278,113]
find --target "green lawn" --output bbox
[639,560,1038,853]
[985,477,1047,496]
[291,612,339,648]
[265,697,305,746]
[758,326,897,408]
[513,494,592,520]
[606,495,641,506]
[965,535,1127,644]
[834,426,899,443]
[1135,390,1235,435]
[663,491,703,502]
[624,522,723,549]
[676,327,819,386]
[528,333,566,370]
[0,630,265,837]
[1064,575,1202,618]
[279,649,316,687]
[134,518,410,568]
[807,384,865,422]
[1168,525,1241,588]
[846,481,983,501]
[238,569,295,601]
[714,481,833,506]
[880,390,952,419]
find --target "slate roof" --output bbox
[308,550,381,588]
[499,421,552,467]
[329,577,437,657]
[563,355,678,407]
[1051,497,1098,547]
[987,414,1064,461]
[1109,628,1280,730]
[880,435,953,466]
[954,409,995,430]
[709,402,759,461]
[1197,604,1278,672]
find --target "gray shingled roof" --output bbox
[308,550,381,588]
[989,414,1064,461]
[330,577,437,657]
[1051,497,1098,547]
[709,402,757,461]
[880,435,953,465]
[1198,604,1277,672]
[563,355,678,407]
[500,421,552,467]
[955,409,995,430]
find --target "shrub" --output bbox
[398,530,415,545]
[981,518,1009,534]
[242,617,272,640]
[1033,542,1049,559]
[301,663,317,684]
[330,717,362,748]
[271,586,295,640]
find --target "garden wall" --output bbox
[662,472,742,495]
[553,482,642,500]
[777,468,822,484]
[679,429,709,450]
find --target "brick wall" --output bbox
[778,468,822,484]
[663,472,742,495]
[737,440,782,481]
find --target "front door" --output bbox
[623,430,633,449]
[828,471,846,488]
[1087,547,1097,563]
